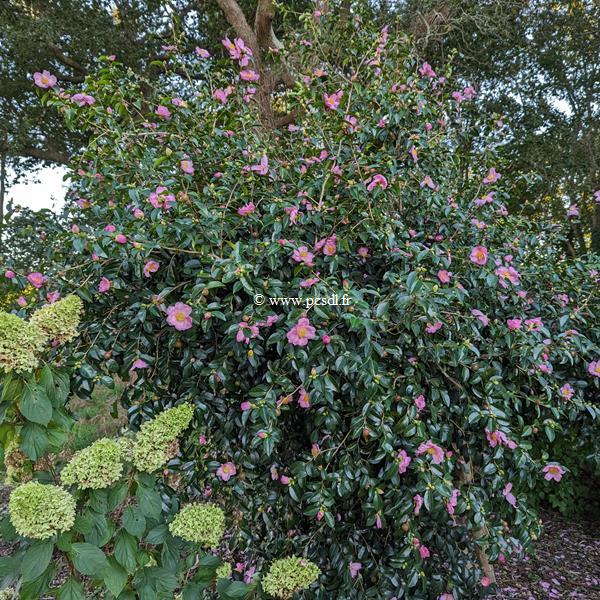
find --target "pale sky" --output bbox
[7,166,69,213]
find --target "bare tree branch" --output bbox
[20,145,70,165]
[47,42,88,75]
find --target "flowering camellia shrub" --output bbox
[1,6,599,600]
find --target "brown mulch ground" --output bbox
[493,509,600,599]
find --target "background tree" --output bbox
[396,0,600,254]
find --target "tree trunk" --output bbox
[0,150,6,226]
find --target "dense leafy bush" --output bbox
[1,7,599,599]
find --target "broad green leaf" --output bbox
[19,383,52,426]
[21,540,54,582]
[70,542,109,576]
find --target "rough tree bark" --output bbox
[214,0,296,128]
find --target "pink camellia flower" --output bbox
[414,394,426,412]
[4,270,15,279]
[349,562,362,579]
[480,577,492,588]
[495,265,520,287]
[33,70,57,88]
[315,235,337,256]
[199,434,207,445]
[143,260,160,278]
[446,489,459,515]
[483,167,501,184]
[17,296,27,307]
[236,322,259,344]
[216,462,237,481]
[323,90,343,110]
[416,440,444,464]
[524,317,543,332]
[409,146,418,163]
[240,69,260,81]
[543,464,565,482]
[98,277,111,293]
[437,270,451,284]
[213,87,233,104]
[470,246,488,266]
[238,202,256,216]
[155,105,171,119]
[420,175,436,189]
[503,482,517,507]
[485,428,517,449]
[46,291,60,303]
[27,272,45,288]
[280,475,290,485]
[366,174,388,192]
[287,317,316,347]
[180,158,194,174]
[397,449,411,474]
[292,246,315,267]
[71,93,95,106]
[419,545,430,559]
[560,383,574,400]
[130,358,149,371]
[298,388,311,409]
[148,186,176,210]
[439,594,455,600]
[358,247,369,258]
[425,321,443,334]
[413,494,423,515]
[507,318,522,331]
[300,277,319,289]
[588,361,600,378]
[566,204,579,218]
[249,155,269,176]
[166,302,193,331]
[419,62,436,78]
[195,47,210,58]
[471,309,489,326]
[115,234,127,244]
[240,401,252,411]
[104,224,116,232]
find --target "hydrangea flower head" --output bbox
[169,503,225,547]
[261,556,320,599]
[132,404,194,472]
[30,294,83,344]
[9,482,76,539]
[216,562,232,579]
[61,438,123,489]
[0,312,47,373]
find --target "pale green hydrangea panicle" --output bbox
[168,503,225,548]
[8,481,76,539]
[261,556,321,599]
[61,437,123,489]
[30,294,83,344]
[132,403,194,472]
[0,312,47,373]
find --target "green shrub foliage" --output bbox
[0,7,599,600]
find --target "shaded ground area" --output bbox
[494,509,600,599]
